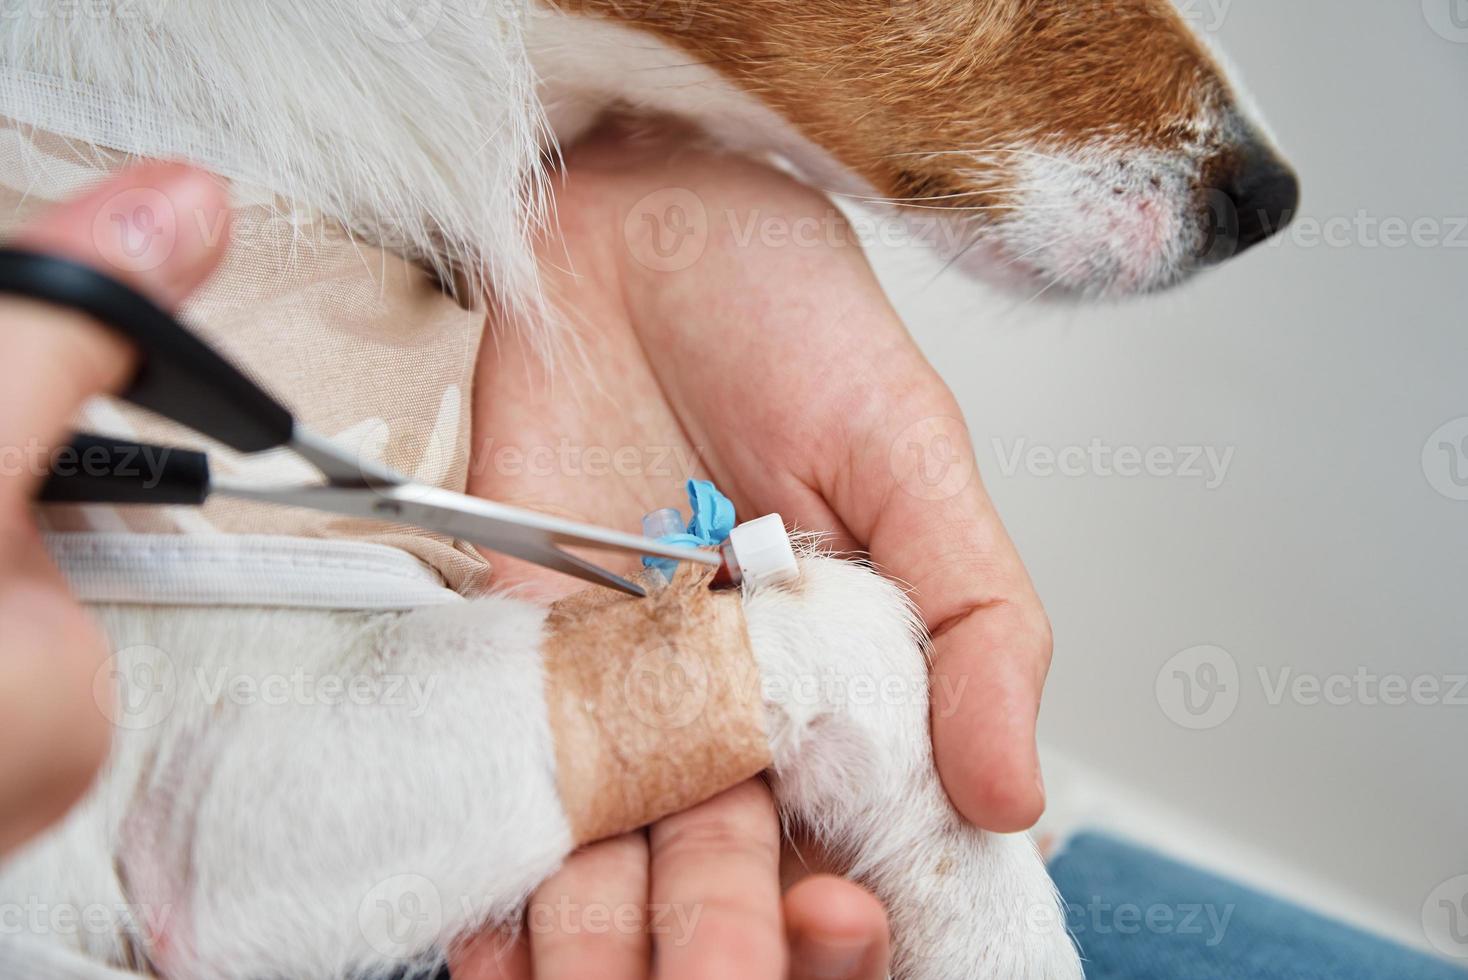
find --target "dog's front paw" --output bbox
[742,553,1081,979]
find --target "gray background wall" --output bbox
[865,0,1467,957]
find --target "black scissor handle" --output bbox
[39,433,212,506]
[0,247,294,453]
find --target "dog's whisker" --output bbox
[833,189,1000,204]
[880,146,1084,170]
[925,227,988,286]
[999,234,1074,270]
[1021,255,1091,306]
[877,203,1034,212]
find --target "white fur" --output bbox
[0,555,1081,979]
[978,131,1230,298]
[0,0,551,319]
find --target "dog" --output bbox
[0,1,1294,976]
[1,0,1295,310]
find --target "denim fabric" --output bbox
[1049,832,1466,980]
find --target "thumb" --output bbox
[0,161,230,518]
[12,159,230,309]
[0,162,230,854]
[0,543,115,856]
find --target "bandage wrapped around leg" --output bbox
[543,564,771,844]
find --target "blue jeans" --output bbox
[1049,833,1466,979]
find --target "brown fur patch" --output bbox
[548,0,1235,209]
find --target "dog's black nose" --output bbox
[1229,159,1299,252]
[1200,147,1299,263]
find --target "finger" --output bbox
[0,162,229,520]
[0,163,229,855]
[784,875,890,980]
[0,537,113,855]
[649,779,785,980]
[858,388,1051,832]
[11,159,229,309]
[528,832,651,980]
[449,833,653,980]
[929,588,1050,833]
[880,410,1056,833]
[446,929,529,980]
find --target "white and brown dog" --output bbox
[0,1,1294,978]
[1,0,1297,309]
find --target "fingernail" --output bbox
[795,937,870,979]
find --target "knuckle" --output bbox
[558,834,650,891]
[654,818,775,868]
[652,796,778,868]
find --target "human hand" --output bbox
[0,162,229,856]
[453,127,1050,979]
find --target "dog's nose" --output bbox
[1200,147,1299,263]
[1229,158,1299,252]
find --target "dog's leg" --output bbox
[83,598,574,980]
[15,556,1077,979]
[746,555,1083,980]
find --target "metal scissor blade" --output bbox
[340,485,716,565]
[213,481,718,592]
[503,543,647,597]
[287,426,408,489]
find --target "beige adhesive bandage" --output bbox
[0,119,494,596]
[544,565,772,845]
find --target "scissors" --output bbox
[0,247,720,597]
